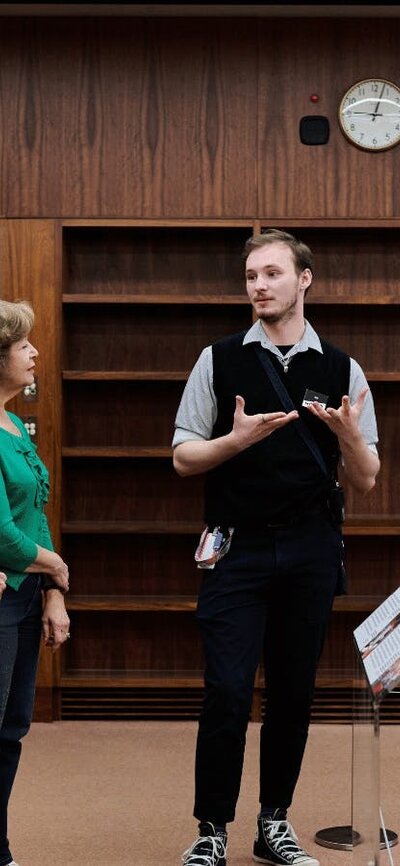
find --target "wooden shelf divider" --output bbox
[58,219,400,720]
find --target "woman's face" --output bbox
[1,336,38,391]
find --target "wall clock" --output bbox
[338,78,400,151]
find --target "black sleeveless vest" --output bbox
[204,330,350,526]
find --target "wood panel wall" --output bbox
[0,14,399,720]
[1,16,400,219]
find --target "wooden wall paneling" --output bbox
[63,380,186,447]
[296,226,400,302]
[63,611,204,679]
[63,225,249,296]
[59,221,259,714]
[62,458,204,525]
[343,536,400,600]
[0,218,61,720]
[62,533,201,598]
[62,303,249,372]
[258,18,400,218]
[305,305,400,373]
[344,383,400,520]
[59,218,400,715]
[3,17,400,220]
[0,18,257,218]
[318,612,367,676]
[1,8,397,716]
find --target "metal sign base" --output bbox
[314,825,398,851]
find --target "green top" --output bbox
[0,412,54,590]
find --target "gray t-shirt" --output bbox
[173,319,379,454]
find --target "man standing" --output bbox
[173,229,380,866]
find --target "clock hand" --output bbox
[371,83,386,121]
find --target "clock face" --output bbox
[339,79,400,151]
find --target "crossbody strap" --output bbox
[254,344,329,479]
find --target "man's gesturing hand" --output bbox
[232,395,299,450]
[306,387,368,442]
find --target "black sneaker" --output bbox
[253,816,319,866]
[182,822,227,865]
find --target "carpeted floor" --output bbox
[8,721,399,866]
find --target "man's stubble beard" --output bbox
[257,293,299,326]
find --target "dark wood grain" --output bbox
[63,611,204,674]
[62,303,251,371]
[62,458,204,523]
[0,18,257,218]
[258,17,400,218]
[2,9,400,714]
[63,380,185,447]
[62,533,201,596]
[63,226,250,295]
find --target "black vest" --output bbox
[204,330,350,526]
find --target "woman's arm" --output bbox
[0,470,69,591]
[24,545,69,591]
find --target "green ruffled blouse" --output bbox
[0,412,54,590]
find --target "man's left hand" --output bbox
[306,387,368,441]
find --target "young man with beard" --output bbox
[172,229,380,866]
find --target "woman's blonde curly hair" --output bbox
[0,299,34,368]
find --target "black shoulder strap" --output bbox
[254,344,329,479]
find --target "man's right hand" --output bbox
[0,572,7,598]
[173,395,299,477]
[231,395,298,449]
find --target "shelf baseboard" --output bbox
[61,517,400,536]
[65,593,383,613]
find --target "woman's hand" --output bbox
[49,556,70,592]
[42,591,70,652]
[26,548,69,592]
[0,572,7,598]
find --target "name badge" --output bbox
[302,388,329,409]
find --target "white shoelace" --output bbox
[263,820,309,863]
[182,833,227,866]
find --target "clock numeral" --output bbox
[372,138,378,145]
[371,84,379,92]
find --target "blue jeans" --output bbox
[194,516,342,824]
[0,574,42,866]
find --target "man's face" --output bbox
[245,242,312,325]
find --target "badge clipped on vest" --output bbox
[302,388,329,409]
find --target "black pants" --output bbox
[0,574,42,866]
[194,515,342,825]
